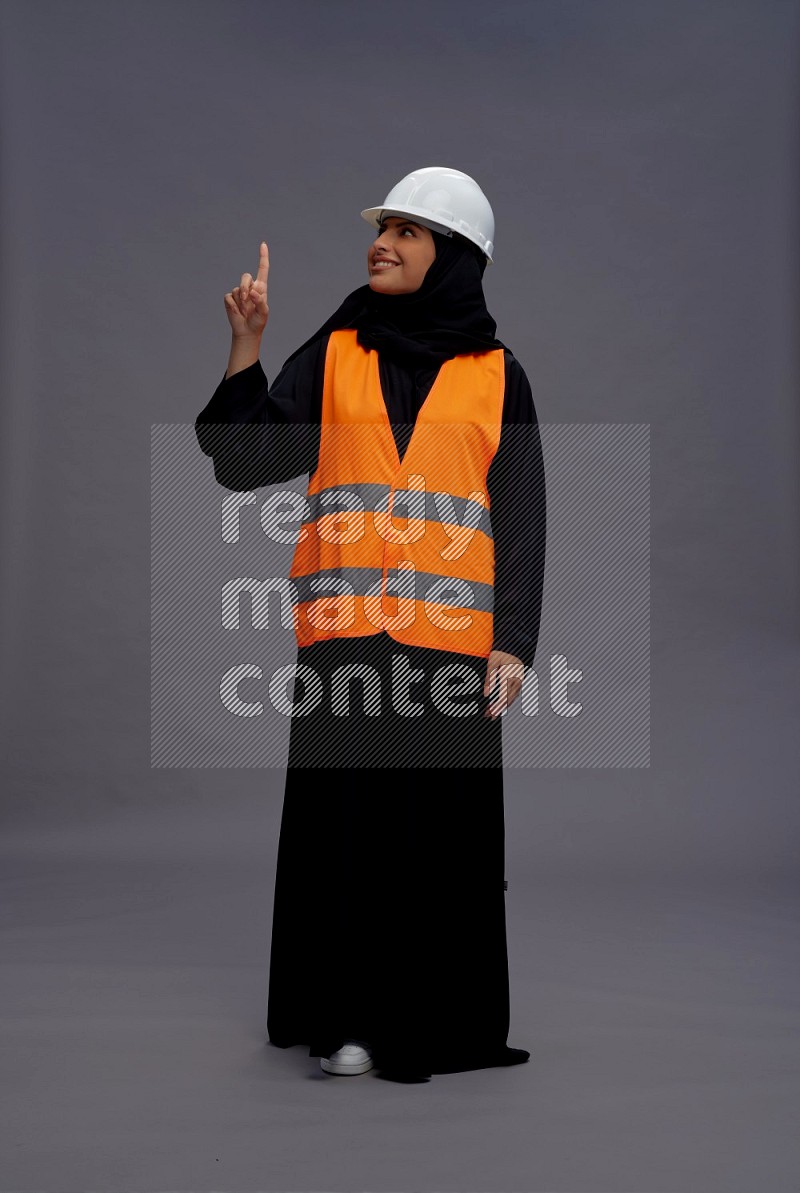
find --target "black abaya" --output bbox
[267,633,514,1078]
[195,334,546,1079]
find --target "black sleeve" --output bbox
[194,335,328,489]
[486,351,547,669]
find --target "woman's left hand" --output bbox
[483,650,525,718]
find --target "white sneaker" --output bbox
[320,1041,374,1075]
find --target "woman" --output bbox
[196,166,547,1082]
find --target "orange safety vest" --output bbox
[289,329,505,657]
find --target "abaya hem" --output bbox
[266,1036,531,1081]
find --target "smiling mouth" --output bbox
[372,260,400,270]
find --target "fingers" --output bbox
[484,676,522,718]
[227,278,267,317]
[238,271,254,305]
[483,654,524,718]
[483,661,501,719]
[256,240,269,284]
[224,243,269,323]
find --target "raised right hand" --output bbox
[224,241,270,338]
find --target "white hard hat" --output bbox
[361,166,495,264]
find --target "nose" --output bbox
[373,228,392,253]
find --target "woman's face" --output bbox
[367,217,436,294]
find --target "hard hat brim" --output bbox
[360,205,454,236]
[360,204,494,264]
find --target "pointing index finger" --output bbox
[256,241,269,283]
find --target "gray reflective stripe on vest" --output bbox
[388,489,493,540]
[305,483,492,539]
[293,567,382,605]
[293,567,494,614]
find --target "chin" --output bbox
[370,276,410,294]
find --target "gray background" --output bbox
[1,0,798,1190]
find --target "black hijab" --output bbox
[280,228,508,372]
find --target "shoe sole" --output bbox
[320,1057,374,1075]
